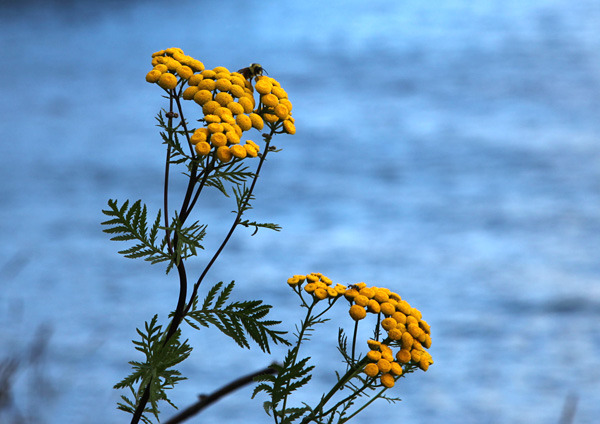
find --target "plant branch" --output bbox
[163,365,278,424]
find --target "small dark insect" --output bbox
[237,63,267,80]
[165,111,179,119]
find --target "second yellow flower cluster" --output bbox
[286,274,434,390]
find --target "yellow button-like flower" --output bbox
[157,73,178,90]
[373,289,390,303]
[367,350,382,362]
[381,317,397,332]
[229,84,245,98]
[395,349,411,363]
[244,144,258,158]
[215,92,234,107]
[261,93,279,108]
[216,145,232,162]
[197,78,216,91]
[367,339,381,350]
[262,112,279,124]
[363,363,379,378]
[188,59,205,72]
[353,295,369,307]
[176,65,193,80]
[215,78,233,92]
[377,359,392,373]
[344,288,359,301]
[226,131,240,145]
[380,344,394,361]
[211,132,228,147]
[255,78,273,95]
[390,362,403,376]
[397,300,411,315]
[283,120,296,135]
[420,320,431,334]
[304,283,317,293]
[387,328,402,341]
[229,144,247,159]
[411,349,423,363]
[190,128,209,144]
[349,305,367,321]
[203,101,221,115]
[146,69,162,83]
[194,141,211,156]
[359,287,375,299]
[279,98,293,112]
[380,373,395,388]
[408,323,424,339]
[207,122,224,134]
[204,114,221,124]
[238,96,254,113]
[274,104,289,120]
[246,140,260,152]
[314,288,328,300]
[271,86,288,99]
[201,69,216,79]
[193,90,213,106]
[401,332,414,350]
[367,299,381,314]
[380,302,396,316]
[182,86,200,100]
[188,74,204,86]
[236,114,252,132]
[392,312,407,324]
[227,102,245,116]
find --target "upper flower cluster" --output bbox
[145,47,295,163]
[286,274,434,389]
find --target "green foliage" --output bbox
[184,281,290,353]
[101,199,207,274]
[114,315,192,424]
[253,351,314,423]
[101,199,171,267]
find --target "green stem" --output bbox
[340,386,388,423]
[299,356,370,424]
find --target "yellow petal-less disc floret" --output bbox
[249,113,264,130]
[236,114,252,132]
[216,145,232,162]
[244,144,258,158]
[190,128,209,144]
[261,93,279,108]
[183,86,200,100]
[146,69,162,83]
[255,78,273,95]
[229,144,247,159]
[364,363,379,378]
[157,73,178,90]
[194,90,213,106]
[349,305,367,321]
[176,65,194,80]
[380,373,395,388]
[283,119,296,135]
[195,141,211,156]
[211,132,228,147]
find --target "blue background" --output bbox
[1,1,599,423]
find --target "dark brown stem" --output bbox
[163,365,278,424]
[184,130,274,317]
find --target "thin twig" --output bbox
[163,365,278,424]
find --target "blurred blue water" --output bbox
[1,1,600,423]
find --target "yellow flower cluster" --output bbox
[344,283,433,387]
[254,76,296,135]
[287,273,347,301]
[145,48,295,162]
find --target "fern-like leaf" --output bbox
[184,281,289,353]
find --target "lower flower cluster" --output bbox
[286,274,434,389]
